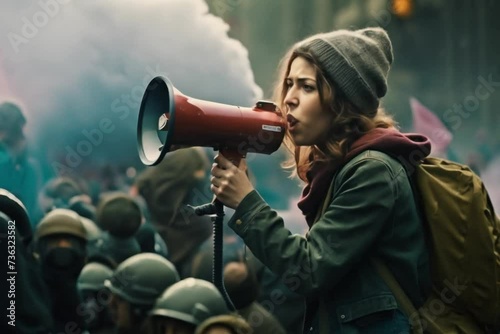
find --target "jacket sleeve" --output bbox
[228,157,398,298]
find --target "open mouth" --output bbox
[287,114,299,128]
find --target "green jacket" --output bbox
[228,150,431,333]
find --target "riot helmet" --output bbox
[104,252,179,307]
[150,278,229,326]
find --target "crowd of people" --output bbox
[1,141,291,334]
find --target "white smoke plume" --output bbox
[0,0,262,174]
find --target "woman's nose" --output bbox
[284,89,298,110]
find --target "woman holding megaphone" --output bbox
[210,27,432,333]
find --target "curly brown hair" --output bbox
[272,46,397,182]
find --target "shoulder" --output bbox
[331,150,407,200]
[338,150,405,177]
[239,302,286,332]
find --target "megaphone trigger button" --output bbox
[255,100,277,112]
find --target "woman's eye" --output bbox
[303,85,315,92]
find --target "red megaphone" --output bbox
[137,76,286,166]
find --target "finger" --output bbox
[210,184,222,196]
[238,159,248,172]
[211,163,224,177]
[214,153,234,169]
[210,176,223,187]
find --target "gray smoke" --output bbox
[0,0,262,174]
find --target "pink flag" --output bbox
[410,97,453,157]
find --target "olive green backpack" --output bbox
[373,157,500,333]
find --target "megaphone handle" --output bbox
[212,198,236,311]
[219,148,243,167]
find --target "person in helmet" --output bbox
[103,252,180,334]
[132,147,213,278]
[89,192,142,266]
[39,176,86,214]
[77,262,115,334]
[145,278,230,334]
[38,176,103,249]
[34,208,89,333]
[0,189,54,334]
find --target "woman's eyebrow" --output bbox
[286,76,317,83]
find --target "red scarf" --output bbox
[296,128,431,227]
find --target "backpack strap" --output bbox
[314,178,336,334]
[370,257,424,333]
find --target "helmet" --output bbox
[0,189,32,244]
[194,314,252,334]
[96,233,141,265]
[79,216,102,241]
[35,208,87,241]
[68,194,97,221]
[104,253,179,306]
[150,278,229,326]
[78,262,113,291]
[96,192,142,238]
[42,177,83,212]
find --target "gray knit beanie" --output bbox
[296,27,393,111]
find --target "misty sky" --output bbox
[0,0,263,173]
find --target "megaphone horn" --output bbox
[137,76,286,166]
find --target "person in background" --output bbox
[0,101,42,224]
[77,261,115,334]
[0,189,54,334]
[223,261,286,334]
[133,147,213,278]
[38,177,87,216]
[104,252,180,334]
[145,278,231,334]
[34,208,89,332]
[209,27,431,332]
[89,192,142,265]
[194,314,252,334]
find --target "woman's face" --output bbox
[284,57,333,147]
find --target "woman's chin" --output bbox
[291,136,305,146]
